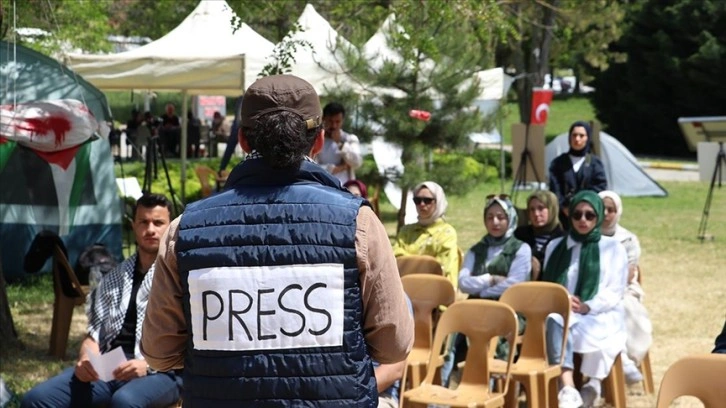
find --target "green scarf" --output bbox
[542,190,603,301]
[470,237,524,278]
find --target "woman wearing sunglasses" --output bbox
[542,190,628,408]
[392,181,459,288]
[548,121,608,228]
[514,190,565,281]
[599,190,651,387]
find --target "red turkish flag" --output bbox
[530,88,554,125]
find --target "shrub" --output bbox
[471,148,512,179]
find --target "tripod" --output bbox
[697,141,726,240]
[511,124,543,200]
[142,135,180,215]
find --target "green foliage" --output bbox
[257,23,312,77]
[591,0,726,156]
[1,0,113,54]
[430,153,493,196]
[471,148,513,179]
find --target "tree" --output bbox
[591,0,726,156]
[340,0,508,229]
[0,0,113,54]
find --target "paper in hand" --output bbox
[85,346,127,382]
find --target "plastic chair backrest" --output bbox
[53,244,85,299]
[422,300,518,394]
[401,274,456,352]
[499,282,571,362]
[396,255,443,277]
[656,354,726,407]
[195,165,216,198]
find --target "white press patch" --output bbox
[188,264,345,351]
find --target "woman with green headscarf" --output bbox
[514,190,565,280]
[542,190,628,408]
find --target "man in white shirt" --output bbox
[316,102,363,184]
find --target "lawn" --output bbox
[4,177,726,407]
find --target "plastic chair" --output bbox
[49,244,88,359]
[489,282,571,408]
[195,165,218,198]
[634,265,655,394]
[396,255,443,278]
[573,352,626,408]
[401,300,519,408]
[656,354,726,407]
[400,274,456,394]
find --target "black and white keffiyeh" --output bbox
[86,253,155,359]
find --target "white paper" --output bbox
[85,346,127,382]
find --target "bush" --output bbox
[431,153,493,196]
[471,148,512,179]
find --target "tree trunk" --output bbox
[397,188,408,233]
[0,255,18,347]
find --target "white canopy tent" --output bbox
[285,4,361,94]
[65,0,275,201]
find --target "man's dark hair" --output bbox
[243,110,321,170]
[133,193,173,219]
[323,102,345,118]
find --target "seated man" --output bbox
[21,194,181,408]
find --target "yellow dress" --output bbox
[392,218,459,288]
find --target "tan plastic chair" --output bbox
[656,354,726,407]
[488,282,571,408]
[401,300,519,408]
[400,274,456,394]
[396,255,443,278]
[634,265,655,395]
[195,165,216,198]
[50,244,88,358]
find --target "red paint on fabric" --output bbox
[14,115,73,147]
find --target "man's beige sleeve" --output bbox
[140,217,187,371]
[356,206,414,363]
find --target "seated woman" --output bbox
[549,121,608,227]
[442,195,531,386]
[514,190,565,280]
[459,195,532,299]
[542,191,628,408]
[599,190,651,385]
[392,181,459,288]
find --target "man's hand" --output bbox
[74,355,99,383]
[113,359,148,381]
[570,296,590,314]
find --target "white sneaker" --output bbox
[624,366,644,385]
[580,383,598,408]
[558,385,583,408]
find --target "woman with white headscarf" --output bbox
[392,181,459,288]
[458,194,532,299]
[599,190,651,386]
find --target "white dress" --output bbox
[544,235,628,379]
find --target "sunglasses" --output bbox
[486,194,511,200]
[571,210,597,221]
[413,196,435,205]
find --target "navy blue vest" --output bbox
[176,159,377,407]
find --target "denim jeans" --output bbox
[21,366,182,408]
[546,315,574,370]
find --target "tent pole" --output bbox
[180,90,188,205]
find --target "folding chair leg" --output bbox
[602,354,626,408]
[49,294,75,359]
[640,351,655,395]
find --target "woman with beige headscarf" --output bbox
[514,190,565,280]
[392,181,459,288]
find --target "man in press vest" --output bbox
[141,74,413,407]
